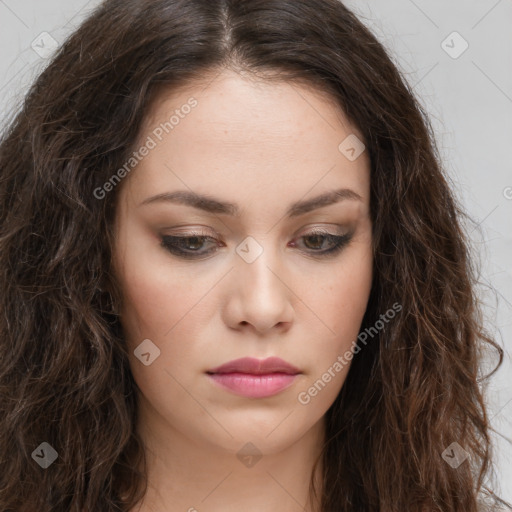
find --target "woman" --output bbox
[0,0,508,510]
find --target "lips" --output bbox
[206,357,301,398]
[206,356,301,376]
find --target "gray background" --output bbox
[1,0,511,503]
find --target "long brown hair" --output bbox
[0,0,508,510]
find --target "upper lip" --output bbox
[207,357,301,375]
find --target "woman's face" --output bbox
[113,69,373,456]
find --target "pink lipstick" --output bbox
[206,356,301,398]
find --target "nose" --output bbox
[222,241,294,335]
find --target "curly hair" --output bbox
[0,0,507,510]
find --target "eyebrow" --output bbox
[139,187,363,217]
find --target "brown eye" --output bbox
[160,229,352,260]
[293,230,353,257]
[180,236,205,250]
[303,234,329,250]
[160,234,219,258]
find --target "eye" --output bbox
[160,232,219,259]
[290,229,352,257]
[160,228,352,260]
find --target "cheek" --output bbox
[115,235,204,344]
[116,249,219,388]
[329,265,372,342]
[314,246,372,323]
[117,264,207,415]
[297,246,373,379]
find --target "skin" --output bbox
[113,68,373,512]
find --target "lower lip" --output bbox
[207,372,298,398]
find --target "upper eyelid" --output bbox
[162,225,347,237]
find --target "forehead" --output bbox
[142,69,356,144]
[123,69,370,209]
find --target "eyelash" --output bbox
[160,228,352,260]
